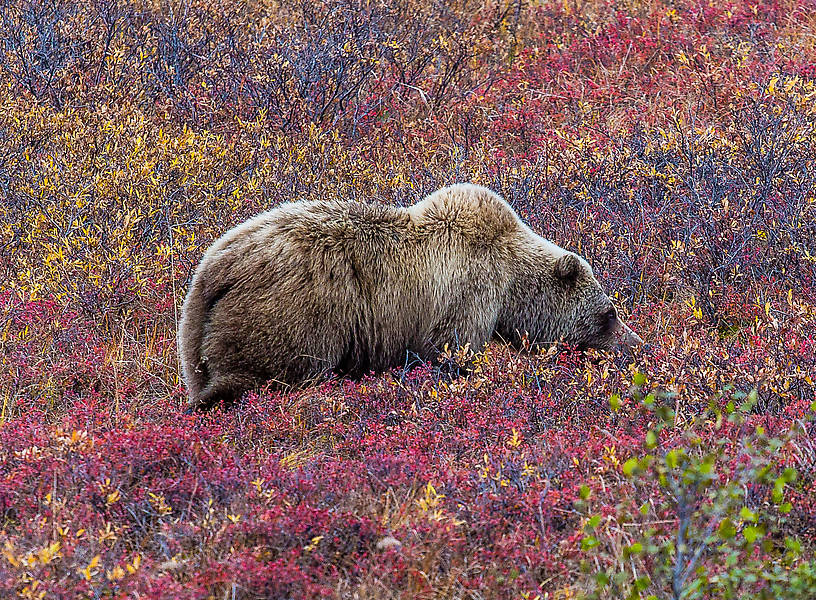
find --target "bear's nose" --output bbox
[624,326,643,347]
[616,322,643,353]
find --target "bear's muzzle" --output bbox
[615,321,644,353]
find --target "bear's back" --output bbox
[206,185,525,276]
[196,200,411,289]
[407,183,522,246]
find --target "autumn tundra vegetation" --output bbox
[1,0,815,598]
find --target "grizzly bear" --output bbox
[178,184,642,410]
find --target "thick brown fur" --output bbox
[178,184,642,410]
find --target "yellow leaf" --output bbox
[37,542,60,565]
[126,554,142,574]
[3,542,20,568]
[78,554,100,581]
[507,428,522,449]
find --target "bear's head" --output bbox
[497,250,643,353]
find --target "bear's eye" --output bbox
[599,307,617,332]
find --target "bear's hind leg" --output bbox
[186,373,257,412]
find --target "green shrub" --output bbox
[577,377,816,600]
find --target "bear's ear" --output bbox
[554,253,581,281]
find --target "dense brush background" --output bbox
[1,0,815,598]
